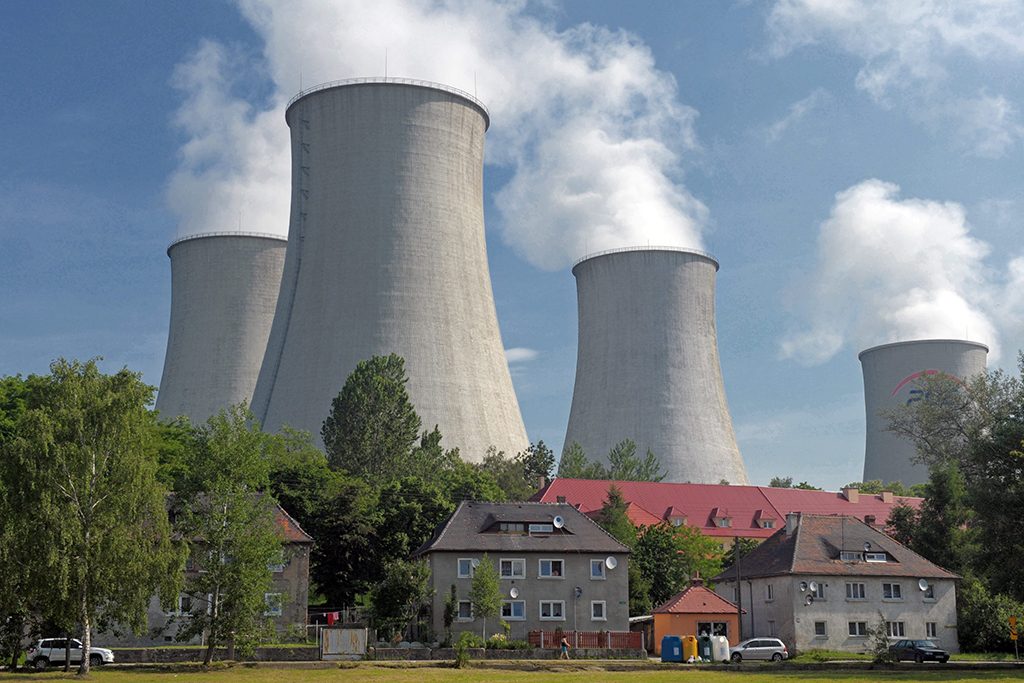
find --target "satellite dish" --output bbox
[553,516,564,529]
[809,581,818,593]
[799,581,808,592]
[864,542,872,552]
[573,586,583,598]
[510,587,519,599]
[805,595,813,606]
[471,558,480,568]
[918,579,929,592]
[605,556,618,569]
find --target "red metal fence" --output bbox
[528,630,642,649]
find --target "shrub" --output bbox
[457,631,485,648]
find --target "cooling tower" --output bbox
[563,247,749,485]
[251,79,529,461]
[860,339,988,487]
[156,232,288,423]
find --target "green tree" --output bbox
[635,523,723,608]
[370,558,433,641]
[794,481,822,490]
[5,359,183,674]
[468,554,501,639]
[607,440,666,482]
[480,441,555,501]
[593,485,649,615]
[769,476,792,488]
[841,479,923,497]
[174,404,283,665]
[321,354,422,483]
[442,584,459,646]
[722,538,760,571]
[557,442,609,479]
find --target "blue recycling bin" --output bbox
[661,635,683,662]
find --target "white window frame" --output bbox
[539,559,564,579]
[926,622,938,638]
[886,621,906,638]
[865,552,887,563]
[264,592,283,617]
[590,600,607,621]
[848,621,868,637]
[457,558,474,579]
[811,583,826,600]
[716,518,732,527]
[539,600,565,620]
[923,585,936,601]
[501,600,526,621]
[500,558,526,579]
[267,551,287,573]
[529,523,554,533]
[814,621,827,637]
[590,559,606,580]
[846,582,866,600]
[166,594,193,617]
[883,583,903,601]
[840,551,863,562]
[765,584,774,601]
[458,600,473,621]
[762,519,775,529]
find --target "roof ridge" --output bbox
[276,502,314,543]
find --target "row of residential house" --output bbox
[105,478,960,656]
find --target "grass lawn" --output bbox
[2,663,1022,683]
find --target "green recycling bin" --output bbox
[697,635,713,661]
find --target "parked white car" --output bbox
[25,638,115,669]
[729,637,788,662]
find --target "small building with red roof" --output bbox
[650,574,744,653]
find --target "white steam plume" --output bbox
[166,0,706,271]
[780,179,1016,365]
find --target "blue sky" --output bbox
[3,1,1023,490]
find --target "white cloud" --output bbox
[166,0,707,270]
[780,179,1015,365]
[766,87,829,143]
[766,0,1024,155]
[505,347,539,363]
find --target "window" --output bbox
[264,593,283,617]
[696,622,730,637]
[458,601,473,621]
[717,518,732,527]
[500,558,525,579]
[848,621,868,637]
[886,621,906,638]
[501,601,525,620]
[865,552,887,563]
[926,622,938,638]
[765,584,774,601]
[883,583,903,600]
[529,523,554,533]
[762,520,775,529]
[923,585,935,600]
[458,558,474,578]
[267,551,287,573]
[811,583,826,600]
[814,621,827,637]
[539,559,564,578]
[539,600,565,620]
[590,559,606,579]
[840,551,863,562]
[167,594,193,616]
[591,601,606,621]
[846,582,866,600]
[768,620,777,636]
[671,518,684,527]
[499,523,525,533]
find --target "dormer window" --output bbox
[499,523,525,533]
[865,552,888,563]
[717,518,732,528]
[672,518,685,527]
[840,551,863,562]
[761,520,775,529]
[529,523,553,533]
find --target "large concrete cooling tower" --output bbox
[860,339,988,487]
[251,79,528,461]
[563,247,749,485]
[156,232,288,423]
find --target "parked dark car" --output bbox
[889,639,949,663]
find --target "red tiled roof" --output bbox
[530,480,920,540]
[653,582,744,615]
[274,504,314,544]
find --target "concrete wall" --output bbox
[427,550,630,640]
[716,575,959,655]
[252,80,527,462]
[156,233,287,424]
[860,339,988,487]
[564,248,749,485]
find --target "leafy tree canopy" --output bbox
[468,554,501,639]
[556,440,666,482]
[635,522,723,608]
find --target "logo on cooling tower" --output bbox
[892,370,968,404]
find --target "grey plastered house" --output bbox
[711,513,959,655]
[411,501,630,641]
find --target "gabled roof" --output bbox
[530,479,920,538]
[410,501,630,557]
[710,514,959,582]
[274,504,314,544]
[653,578,745,615]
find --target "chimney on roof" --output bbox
[786,512,800,538]
[557,495,566,504]
[842,487,859,503]
[881,490,893,503]
[539,476,546,489]
[864,514,876,526]
[690,571,704,587]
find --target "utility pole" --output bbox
[736,541,743,641]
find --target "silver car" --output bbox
[730,637,788,662]
[25,638,115,669]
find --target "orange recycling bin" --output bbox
[682,635,698,661]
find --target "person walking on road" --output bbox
[560,636,571,660]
